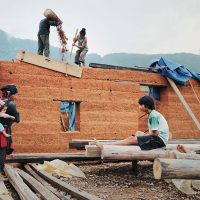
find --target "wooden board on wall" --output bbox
[16,50,82,78]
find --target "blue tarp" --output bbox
[149,57,200,85]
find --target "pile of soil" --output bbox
[63,161,200,200]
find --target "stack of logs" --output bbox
[84,140,200,180]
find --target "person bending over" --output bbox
[73,28,88,67]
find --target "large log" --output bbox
[101,145,176,160]
[153,158,200,180]
[85,143,200,160]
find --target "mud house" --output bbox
[0,56,199,153]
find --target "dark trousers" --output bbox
[38,34,50,57]
[0,148,6,170]
[75,49,88,66]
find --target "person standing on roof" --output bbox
[37,18,62,57]
[0,85,20,180]
[73,28,88,67]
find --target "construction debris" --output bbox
[36,159,86,178]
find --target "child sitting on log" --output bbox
[95,95,169,150]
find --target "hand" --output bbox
[4,133,11,138]
[10,116,15,120]
[57,20,63,25]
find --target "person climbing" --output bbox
[73,28,88,66]
[37,17,62,57]
[0,85,20,180]
[95,95,169,150]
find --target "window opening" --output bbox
[148,86,161,101]
[60,101,80,131]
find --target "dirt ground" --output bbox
[63,161,200,200]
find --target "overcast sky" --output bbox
[1,0,200,56]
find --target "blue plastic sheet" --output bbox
[150,57,200,85]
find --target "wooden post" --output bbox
[131,160,138,175]
[167,77,200,132]
[153,158,200,180]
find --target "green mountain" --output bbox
[0,29,199,73]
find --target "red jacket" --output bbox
[0,129,7,148]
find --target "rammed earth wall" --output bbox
[0,61,199,153]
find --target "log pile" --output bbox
[3,164,103,200]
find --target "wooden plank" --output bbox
[89,63,158,73]
[69,141,89,150]
[0,181,14,200]
[31,164,103,200]
[16,168,60,200]
[16,50,82,78]
[69,139,121,150]
[24,165,67,200]
[6,154,101,164]
[167,77,200,132]
[70,139,200,150]
[4,165,39,200]
[153,158,200,179]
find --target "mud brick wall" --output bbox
[0,61,199,153]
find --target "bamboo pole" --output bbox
[66,28,79,65]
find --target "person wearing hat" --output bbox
[0,85,20,180]
[73,28,88,66]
